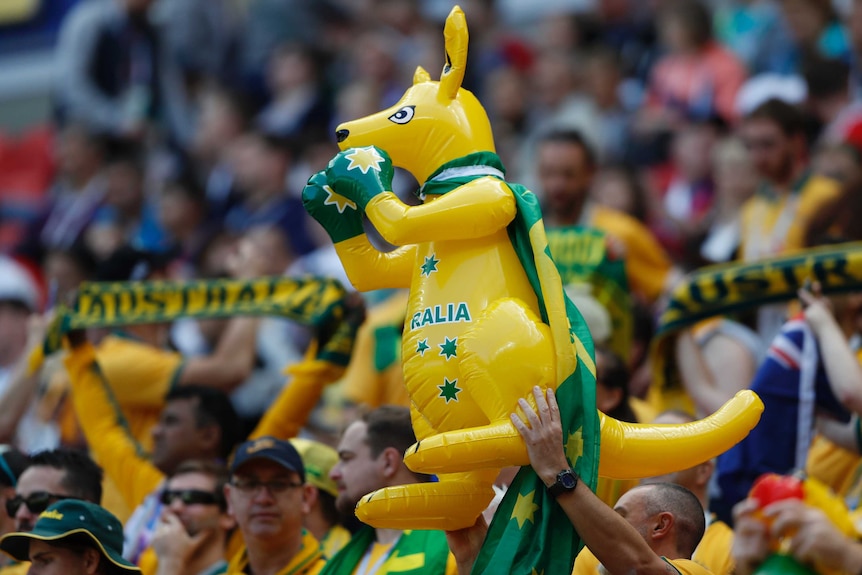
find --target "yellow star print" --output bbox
[565,427,583,466]
[511,490,539,529]
[322,185,357,213]
[345,147,386,174]
[531,569,545,575]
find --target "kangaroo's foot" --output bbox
[355,471,496,531]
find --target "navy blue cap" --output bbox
[229,436,305,482]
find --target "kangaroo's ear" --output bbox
[413,66,431,85]
[439,5,468,101]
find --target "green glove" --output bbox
[302,170,366,244]
[325,146,394,210]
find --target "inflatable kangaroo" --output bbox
[303,6,762,531]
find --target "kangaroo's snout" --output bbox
[336,129,349,143]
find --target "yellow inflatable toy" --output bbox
[302,5,763,534]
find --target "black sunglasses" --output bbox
[5,492,71,517]
[159,489,221,507]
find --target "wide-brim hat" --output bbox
[0,500,139,574]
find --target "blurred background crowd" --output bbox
[1,0,862,571]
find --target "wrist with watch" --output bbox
[547,468,579,498]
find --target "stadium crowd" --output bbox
[3,0,862,573]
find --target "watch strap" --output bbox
[548,468,578,498]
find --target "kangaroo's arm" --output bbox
[365,177,516,246]
[335,235,417,291]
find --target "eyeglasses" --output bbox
[230,478,303,496]
[5,492,71,517]
[159,489,222,507]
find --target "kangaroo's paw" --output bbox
[404,420,529,474]
[355,474,495,531]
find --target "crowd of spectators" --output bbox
[3,0,862,573]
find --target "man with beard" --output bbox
[324,406,456,575]
[737,98,844,341]
[148,461,234,575]
[223,437,325,574]
[738,98,843,263]
[536,130,680,305]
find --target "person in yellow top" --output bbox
[224,437,326,575]
[738,99,844,342]
[289,439,352,560]
[340,290,410,409]
[536,129,681,305]
[60,294,363,567]
[63,328,243,565]
[475,387,712,575]
[83,244,266,451]
[640,411,734,575]
[738,99,843,262]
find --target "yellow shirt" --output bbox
[63,343,166,513]
[806,435,861,497]
[739,173,842,261]
[589,204,674,303]
[594,477,639,509]
[321,525,352,560]
[693,519,734,575]
[226,530,325,575]
[94,335,184,450]
[0,562,28,575]
[341,291,410,408]
[572,549,713,574]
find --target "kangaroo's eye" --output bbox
[388,106,415,124]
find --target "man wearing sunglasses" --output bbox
[224,436,325,574]
[0,448,103,575]
[147,460,234,575]
[9,449,103,534]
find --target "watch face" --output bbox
[560,471,577,489]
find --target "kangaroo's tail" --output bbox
[598,390,763,479]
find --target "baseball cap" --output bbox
[230,436,305,482]
[290,438,338,497]
[0,500,140,574]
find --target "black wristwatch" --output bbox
[547,468,579,498]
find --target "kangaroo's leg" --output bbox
[354,468,498,531]
[405,298,556,474]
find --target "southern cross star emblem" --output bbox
[416,338,430,356]
[420,254,439,277]
[437,377,461,403]
[438,336,457,360]
[565,427,584,465]
[511,489,539,529]
[322,185,357,213]
[345,147,386,174]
